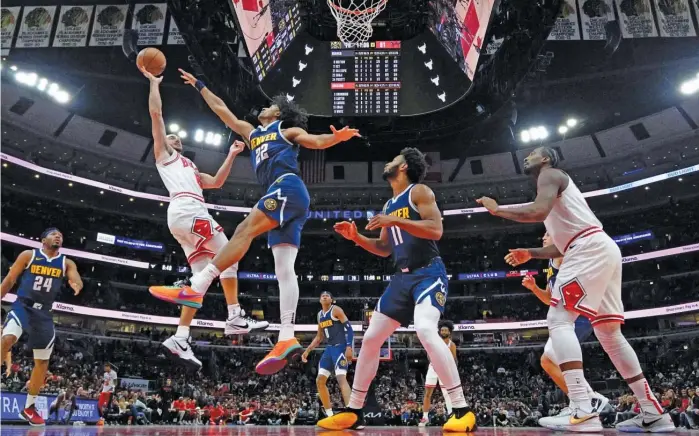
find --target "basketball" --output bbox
[136,47,166,76]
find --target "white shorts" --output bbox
[167,198,227,266]
[550,232,624,326]
[425,364,441,388]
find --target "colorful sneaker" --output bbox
[149,281,203,309]
[317,408,365,430]
[539,409,602,433]
[19,405,45,426]
[443,409,476,433]
[616,412,675,433]
[255,338,302,375]
[418,416,428,427]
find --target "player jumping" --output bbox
[301,291,354,418]
[1,228,83,426]
[150,69,359,375]
[477,146,673,433]
[419,320,456,427]
[318,148,475,432]
[141,67,268,370]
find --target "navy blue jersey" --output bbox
[383,184,440,271]
[249,120,301,189]
[17,249,65,305]
[318,305,346,346]
[545,259,560,290]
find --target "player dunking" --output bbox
[318,148,475,432]
[150,69,359,375]
[521,232,609,416]
[419,320,456,427]
[1,228,83,426]
[140,67,268,370]
[477,146,673,433]
[301,291,354,418]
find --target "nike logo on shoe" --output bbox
[569,413,597,425]
[177,289,201,299]
[641,417,663,427]
[174,341,189,352]
[25,411,34,419]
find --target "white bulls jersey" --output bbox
[102,370,118,393]
[543,173,603,253]
[156,151,204,202]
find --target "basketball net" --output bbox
[327,0,388,45]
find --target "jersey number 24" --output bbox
[33,276,53,292]
[255,144,269,165]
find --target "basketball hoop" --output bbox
[327,0,388,45]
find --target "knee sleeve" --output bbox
[273,247,297,282]
[362,312,398,352]
[543,339,557,365]
[546,304,582,364]
[593,323,642,379]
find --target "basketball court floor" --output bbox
[2,426,698,435]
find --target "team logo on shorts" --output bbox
[264,198,278,211]
[340,358,347,366]
[435,291,446,306]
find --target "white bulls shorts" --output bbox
[550,231,625,326]
[425,364,441,387]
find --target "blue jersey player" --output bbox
[319,148,475,433]
[301,291,354,418]
[1,228,82,426]
[151,69,359,376]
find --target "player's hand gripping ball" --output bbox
[136,47,166,76]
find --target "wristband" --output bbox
[195,80,206,92]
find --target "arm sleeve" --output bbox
[344,321,354,347]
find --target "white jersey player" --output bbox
[141,66,268,370]
[477,147,673,433]
[419,320,457,427]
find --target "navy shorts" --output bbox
[575,316,594,342]
[376,257,448,327]
[257,174,310,248]
[318,344,349,377]
[3,302,55,351]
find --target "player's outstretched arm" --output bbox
[199,140,246,189]
[522,275,551,305]
[477,169,565,223]
[334,221,392,258]
[365,184,443,240]
[178,69,254,138]
[65,259,83,296]
[1,250,33,298]
[284,125,360,150]
[333,306,355,361]
[301,326,325,363]
[140,67,172,163]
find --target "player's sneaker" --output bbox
[616,412,675,433]
[224,310,270,335]
[19,405,46,426]
[255,338,302,375]
[442,409,476,433]
[591,392,610,413]
[539,409,602,433]
[418,416,428,427]
[163,335,202,370]
[317,408,365,430]
[97,418,105,426]
[149,279,203,309]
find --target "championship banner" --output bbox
[15,6,56,48]
[615,0,659,37]
[653,0,697,37]
[89,4,128,47]
[52,5,93,48]
[166,17,185,44]
[579,0,615,40]
[131,3,167,46]
[1,7,22,50]
[548,0,582,40]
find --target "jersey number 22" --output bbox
[255,144,269,165]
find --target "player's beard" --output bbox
[382,165,399,181]
[440,332,450,339]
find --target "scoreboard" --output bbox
[331,41,401,116]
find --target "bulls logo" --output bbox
[435,291,446,307]
[264,198,278,211]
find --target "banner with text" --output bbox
[166,17,184,44]
[612,230,654,245]
[1,392,99,423]
[615,0,659,38]
[548,0,582,40]
[1,7,22,50]
[89,4,128,46]
[653,0,697,37]
[131,3,167,46]
[120,378,150,391]
[579,0,615,40]
[15,6,56,48]
[96,232,164,252]
[52,5,93,47]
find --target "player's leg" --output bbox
[334,350,351,407]
[440,384,453,415]
[22,318,54,426]
[336,374,351,409]
[317,349,335,416]
[541,338,568,394]
[421,386,435,426]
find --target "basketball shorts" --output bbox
[550,232,624,326]
[425,364,442,388]
[257,173,310,248]
[98,392,113,413]
[2,302,55,359]
[318,344,349,377]
[376,257,448,327]
[167,197,229,267]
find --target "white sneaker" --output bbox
[224,310,270,335]
[418,417,428,427]
[555,406,573,417]
[616,412,675,433]
[162,335,202,370]
[591,392,610,413]
[539,409,602,433]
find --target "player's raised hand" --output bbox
[178,68,198,88]
[330,125,361,142]
[476,196,499,214]
[140,66,163,84]
[522,275,538,292]
[334,221,358,241]
[505,248,532,267]
[69,280,83,296]
[229,140,246,156]
[365,214,395,231]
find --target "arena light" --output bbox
[212,133,222,146]
[520,130,531,143]
[169,123,180,133]
[177,130,187,138]
[10,65,17,71]
[194,129,205,142]
[204,132,215,145]
[54,90,71,104]
[558,125,569,135]
[37,77,48,91]
[680,76,699,95]
[566,118,578,127]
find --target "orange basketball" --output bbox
[136,47,166,76]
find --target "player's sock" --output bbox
[325,409,334,417]
[26,394,37,409]
[628,379,663,415]
[190,264,220,295]
[414,301,467,409]
[423,411,429,419]
[175,326,190,339]
[563,369,593,413]
[227,304,240,318]
[348,312,399,409]
[272,245,299,341]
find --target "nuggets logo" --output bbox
[264,198,278,211]
[435,291,446,306]
[340,359,347,366]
